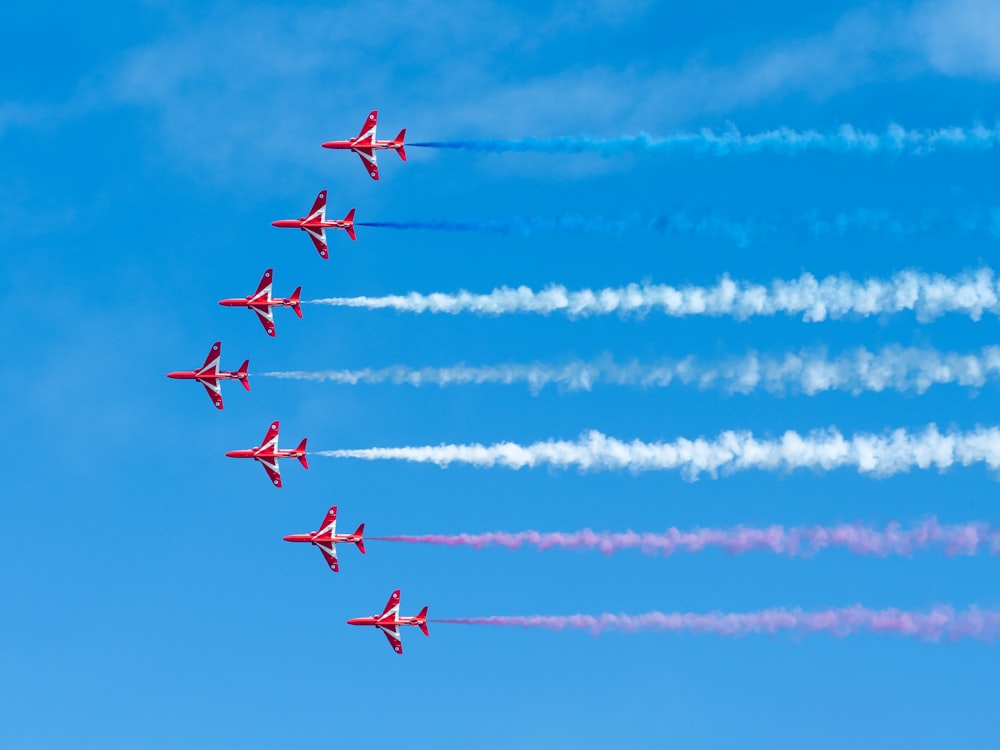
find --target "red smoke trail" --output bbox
[432,606,1000,641]
[370,519,1000,558]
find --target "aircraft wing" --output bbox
[260,421,280,451]
[197,342,222,377]
[357,110,378,141]
[307,190,327,222]
[315,541,339,573]
[318,506,338,535]
[303,226,329,259]
[355,148,379,180]
[250,305,276,336]
[199,379,224,410]
[254,269,274,298]
[257,455,282,488]
[378,624,403,654]
[380,589,401,618]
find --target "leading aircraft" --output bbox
[271,190,355,259]
[218,268,301,337]
[225,420,307,488]
[166,341,249,410]
[347,589,428,654]
[322,110,406,180]
[283,505,365,572]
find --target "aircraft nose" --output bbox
[166,372,182,379]
[224,450,240,458]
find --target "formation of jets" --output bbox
[167,111,428,654]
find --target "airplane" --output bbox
[282,505,365,572]
[218,268,301,337]
[321,110,406,180]
[225,420,307,488]
[347,589,428,655]
[271,190,356,259]
[166,341,249,410]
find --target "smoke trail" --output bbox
[314,424,1000,479]
[306,267,1000,322]
[358,207,1000,247]
[257,345,1000,395]
[431,606,1000,642]
[410,122,1000,156]
[372,519,1000,558]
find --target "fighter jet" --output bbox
[347,590,428,654]
[225,420,307,488]
[166,341,249,410]
[283,505,365,572]
[322,110,406,180]
[218,268,301,337]
[271,190,355,259]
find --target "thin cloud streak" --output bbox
[315,425,1000,480]
[434,606,1000,642]
[374,519,1000,558]
[259,345,1000,395]
[307,267,1000,322]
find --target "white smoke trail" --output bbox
[315,425,1000,480]
[411,123,1000,156]
[374,519,1000,558]
[434,606,1000,642]
[258,345,1000,395]
[307,267,1000,322]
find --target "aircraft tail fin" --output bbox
[297,438,309,469]
[344,208,356,241]
[238,360,251,390]
[416,606,429,636]
[353,523,366,554]
[394,129,407,161]
[290,287,303,318]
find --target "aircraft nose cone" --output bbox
[282,535,294,542]
[224,450,239,458]
[166,372,181,379]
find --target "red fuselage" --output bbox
[321,138,403,153]
[218,296,297,309]
[346,614,425,628]
[166,370,244,382]
[283,531,360,545]
[224,446,304,460]
[271,218,350,230]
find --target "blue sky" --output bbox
[3,1,1000,746]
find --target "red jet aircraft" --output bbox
[347,589,428,654]
[283,505,365,572]
[322,110,406,180]
[271,190,355,259]
[218,268,301,337]
[166,341,249,410]
[225,420,307,488]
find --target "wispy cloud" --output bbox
[9,1,1000,177]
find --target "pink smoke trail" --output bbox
[432,606,1000,642]
[370,519,1000,558]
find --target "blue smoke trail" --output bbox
[358,207,1000,248]
[410,123,1000,155]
